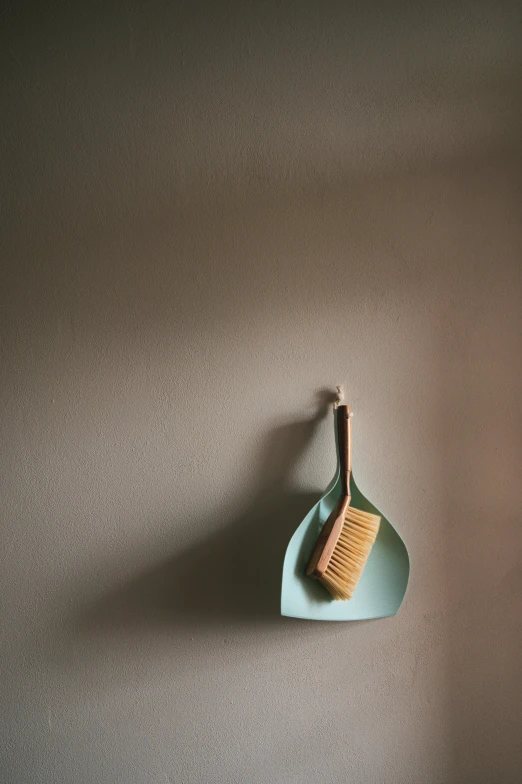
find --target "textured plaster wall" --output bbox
[1,3,521,783]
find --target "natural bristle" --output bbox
[319,507,380,600]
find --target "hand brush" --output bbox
[305,402,380,600]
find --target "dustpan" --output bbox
[281,402,409,621]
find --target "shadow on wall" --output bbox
[60,389,339,656]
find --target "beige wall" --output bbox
[1,3,521,783]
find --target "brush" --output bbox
[305,402,380,600]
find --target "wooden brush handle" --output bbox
[305,404,353,579]
[337,405,352,498]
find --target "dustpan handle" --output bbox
[337,405,352,498]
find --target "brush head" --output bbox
[319,506,380,600]
[306,503,381,600]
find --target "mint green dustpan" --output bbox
[281,406,409,621]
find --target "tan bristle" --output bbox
[319,507,380,600]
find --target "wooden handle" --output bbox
[305,403,353,579]
[337,405,352,498]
